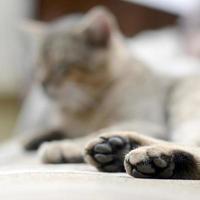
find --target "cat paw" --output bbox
[38,141,84,163]
[23,130,66,151]
[85,134,140,172]
[124,145,197,179]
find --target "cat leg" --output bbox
[124,144,200,179]
[22,128,66,151]
[39,121,164,165]
[168,76,200,146]
[85,130,200,179]
[84,131,159,172]
[39,131,143,166]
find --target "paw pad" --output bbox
[125,149,176,179]
[87,136,138,172]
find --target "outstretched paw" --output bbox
[125,145,197,179]
[85,134,140,172]
[39,141,84,164]
[23,130,66,151]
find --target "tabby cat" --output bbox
[22,6,200,179]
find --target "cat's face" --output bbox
[37,7,118,111]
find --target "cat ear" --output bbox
[82,6,118,47]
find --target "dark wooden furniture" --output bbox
[36,0,177,37]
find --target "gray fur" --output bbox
[19,7,200,179]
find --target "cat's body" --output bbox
[21,7,200,179]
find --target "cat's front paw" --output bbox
[39,141,84,163]
[23,130,66,151]
[85,133,140,172]
[124,145,197,179]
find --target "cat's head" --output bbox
[31,7,120,111]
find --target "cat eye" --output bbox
[55,63,70,74]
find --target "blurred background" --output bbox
[1,0,200,141]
